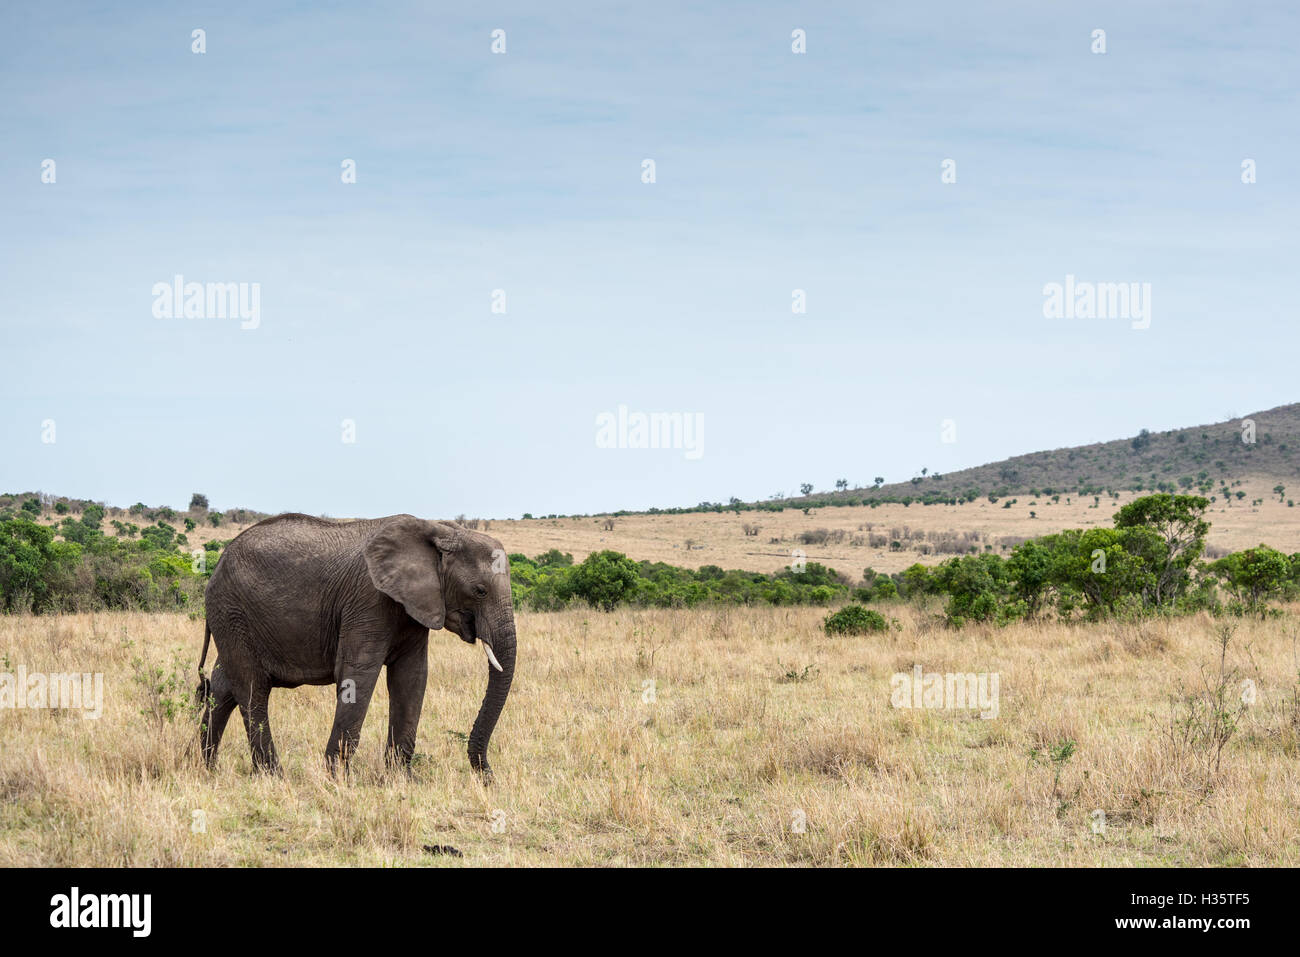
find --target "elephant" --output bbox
[195,513,516,778]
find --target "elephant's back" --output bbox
[205,515,367,682]
[208,513,370,602]
[222,513,372,559]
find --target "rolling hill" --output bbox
[6,403,1300,580]
[782,403,1300,508]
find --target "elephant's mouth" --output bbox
[458,610,504,672]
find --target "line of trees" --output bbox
[3,493,1295,622]
[852,495,1296,625]
[510,495,1300,622]
[508,549,852,611]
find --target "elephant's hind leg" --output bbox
[237,674,280,774]
[199,664,237,770]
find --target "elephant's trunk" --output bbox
[467,607,515,777]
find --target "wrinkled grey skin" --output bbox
[197,514,515,778]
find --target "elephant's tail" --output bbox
[195,621,212,709]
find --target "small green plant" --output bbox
[131,649,193,729]
[633,635,662,672]
[776,661,820,683]
[1162,624,1250,786]
[1028,738,1078,817]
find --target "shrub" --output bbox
[824,604,890,635]
[81,504,105,529]
[1211,545,1291,614]
[535,549,573,568]
[569,550,641,611]
[0,519,83,612]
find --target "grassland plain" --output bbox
[17,474,1300,582]
[3,603,1298,866]
[490,477,1300,578]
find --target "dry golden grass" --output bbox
[3,603,1299,866]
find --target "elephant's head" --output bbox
[363,516,516,777]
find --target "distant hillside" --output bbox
[778,403,1300,510]
[8,405,1300,581]
[7,404,1300,526]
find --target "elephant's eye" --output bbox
[474,584,488,598]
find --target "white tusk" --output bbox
[481,640,503,672]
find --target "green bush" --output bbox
[569,550,641,611]
[506,548,851,612]
[0,519,83,612]
[1212,545,1290,614]
[872,576,899,600]
[823,604,890,635]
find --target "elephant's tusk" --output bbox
[481,640,503,672]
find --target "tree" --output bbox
[899,563,935,598]
[800,483,814,496]
[80,503,105,529]
[1006,539,1052,616]
[1049,527,1161,612]
[835,479,848,491]
[873,477,884,489]
[1212,545,1290,614]
[1113,494,1209,605]
[0,518,82,612]
[569,550,640,611]
[929,554,1011,624]
[535,549,573,568]
[190,493,209,510]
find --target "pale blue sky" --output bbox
[2,1,1296,518]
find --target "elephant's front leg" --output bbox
[385,635,428,771]
[326,644,385,775]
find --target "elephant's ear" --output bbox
[364,517,461,630]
